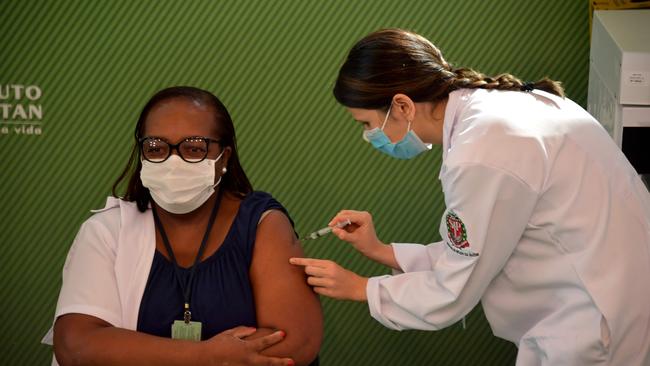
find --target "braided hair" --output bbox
[451,67,563,96]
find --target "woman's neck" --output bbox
[416,97,448,145]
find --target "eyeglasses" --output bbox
[140,136,222,163]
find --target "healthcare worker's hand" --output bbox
[289,258,368,301]
[329,210,399,269]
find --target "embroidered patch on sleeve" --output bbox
[445,211,479,257]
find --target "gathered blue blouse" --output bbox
[136,191,288,339]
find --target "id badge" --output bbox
[171,320,202,341]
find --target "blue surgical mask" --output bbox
[362,104,432,160]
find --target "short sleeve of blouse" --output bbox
[231,191,294,265]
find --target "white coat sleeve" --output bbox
[54,215,122,327]
[367,163,538,331]
[390,241,446,274]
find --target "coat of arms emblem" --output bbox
[445,211,478,257]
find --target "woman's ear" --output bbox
[392,93,416,122]
[222,146,232,165]
[219,146,232,174]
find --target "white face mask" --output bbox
[140,152,224,214]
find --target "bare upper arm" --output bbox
[249,210,323,365]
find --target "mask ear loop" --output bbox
[380,103,393,131]
[214,149,225,162]
[382,103,412,135]
[212,150,226,188]
[212,176,222,188]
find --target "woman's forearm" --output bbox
[54,320,203,366]
[53,314,291,366]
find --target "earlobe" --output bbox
[221,146,232,175]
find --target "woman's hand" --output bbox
[329,210,399,269]
[289,258,368,302]
[201,326,295,366]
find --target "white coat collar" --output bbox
[90,196,151,213]
[439,89,469,179]
[441,89,471,162]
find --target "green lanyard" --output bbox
[151,187,223,326]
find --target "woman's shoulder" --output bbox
[72,197,153,256]
[241,191,283,208]
[226,191,293,257]
[83,197,147,234]
[237,191,292,225]
[69,198,124,254]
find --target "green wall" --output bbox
[0,0,589,364]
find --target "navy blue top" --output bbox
[137,191,289,340]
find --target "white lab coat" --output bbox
[42,198,156,365]
[366,88,650,365]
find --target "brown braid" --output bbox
[450,67,564,97]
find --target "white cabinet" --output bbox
[588,9,650,180]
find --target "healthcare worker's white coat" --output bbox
[366,88,650,365]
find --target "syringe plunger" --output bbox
[303,219,352,241]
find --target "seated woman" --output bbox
[48,86,323,365]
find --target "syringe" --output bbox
[301,219,352,241]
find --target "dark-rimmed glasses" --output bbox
[140,136,221,163]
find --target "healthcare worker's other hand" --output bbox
[289,258,368,301]
[329,210,399,270]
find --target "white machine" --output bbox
[588,9,650,187]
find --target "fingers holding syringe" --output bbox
[329,210,372,231]
[331,226,359,242]
[329,210,384,256]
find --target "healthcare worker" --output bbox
[290,28,650,365]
